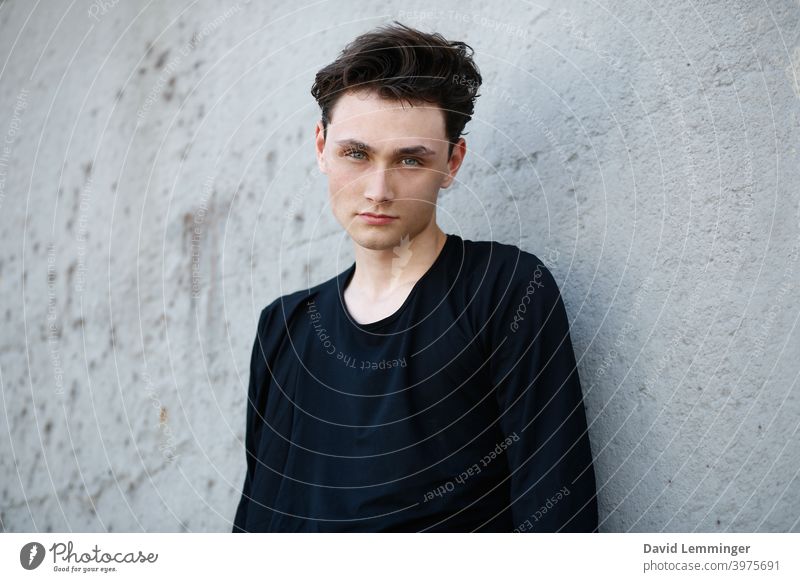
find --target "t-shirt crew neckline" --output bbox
[337,233,455,333]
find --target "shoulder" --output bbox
[459,236,561,300]
[255,268,345,331]
[458,237,571,342]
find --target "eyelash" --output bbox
[342,149,422,167]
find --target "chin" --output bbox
[349,226,405,251]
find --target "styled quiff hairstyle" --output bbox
[310,21,482,158]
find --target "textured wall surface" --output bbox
[1,0,798,532]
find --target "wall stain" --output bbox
[163,76,176,101]
[154,49,169,69]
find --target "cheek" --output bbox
[327,168,358,201]
[328,161,363,188]
[396,169,442,199]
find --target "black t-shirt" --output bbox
[232,233,598,532]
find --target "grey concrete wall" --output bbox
[1,0,798,532]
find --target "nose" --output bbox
[362,165,393,206]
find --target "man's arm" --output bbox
[232,304,274,533]
[487,256,598,532]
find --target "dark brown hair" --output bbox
[310,21,482,158]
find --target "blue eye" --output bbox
[401,158,421,167]
[344,149,366,160]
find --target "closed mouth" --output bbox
[359,212,397,219]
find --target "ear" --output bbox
[441,138,467,189]
[315,120,327,174]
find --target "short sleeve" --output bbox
[232,303,276,533]
[485,256,598,532]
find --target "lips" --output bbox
[359,212,397,219]
[358,212,398,225]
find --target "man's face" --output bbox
[315,89,466,251]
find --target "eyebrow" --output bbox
[334,139,437,157]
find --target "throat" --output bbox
[342,279,416,325]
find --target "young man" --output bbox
[232,22,598,532]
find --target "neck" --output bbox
[348,224,447,299]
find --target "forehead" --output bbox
[327,89,447,146]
